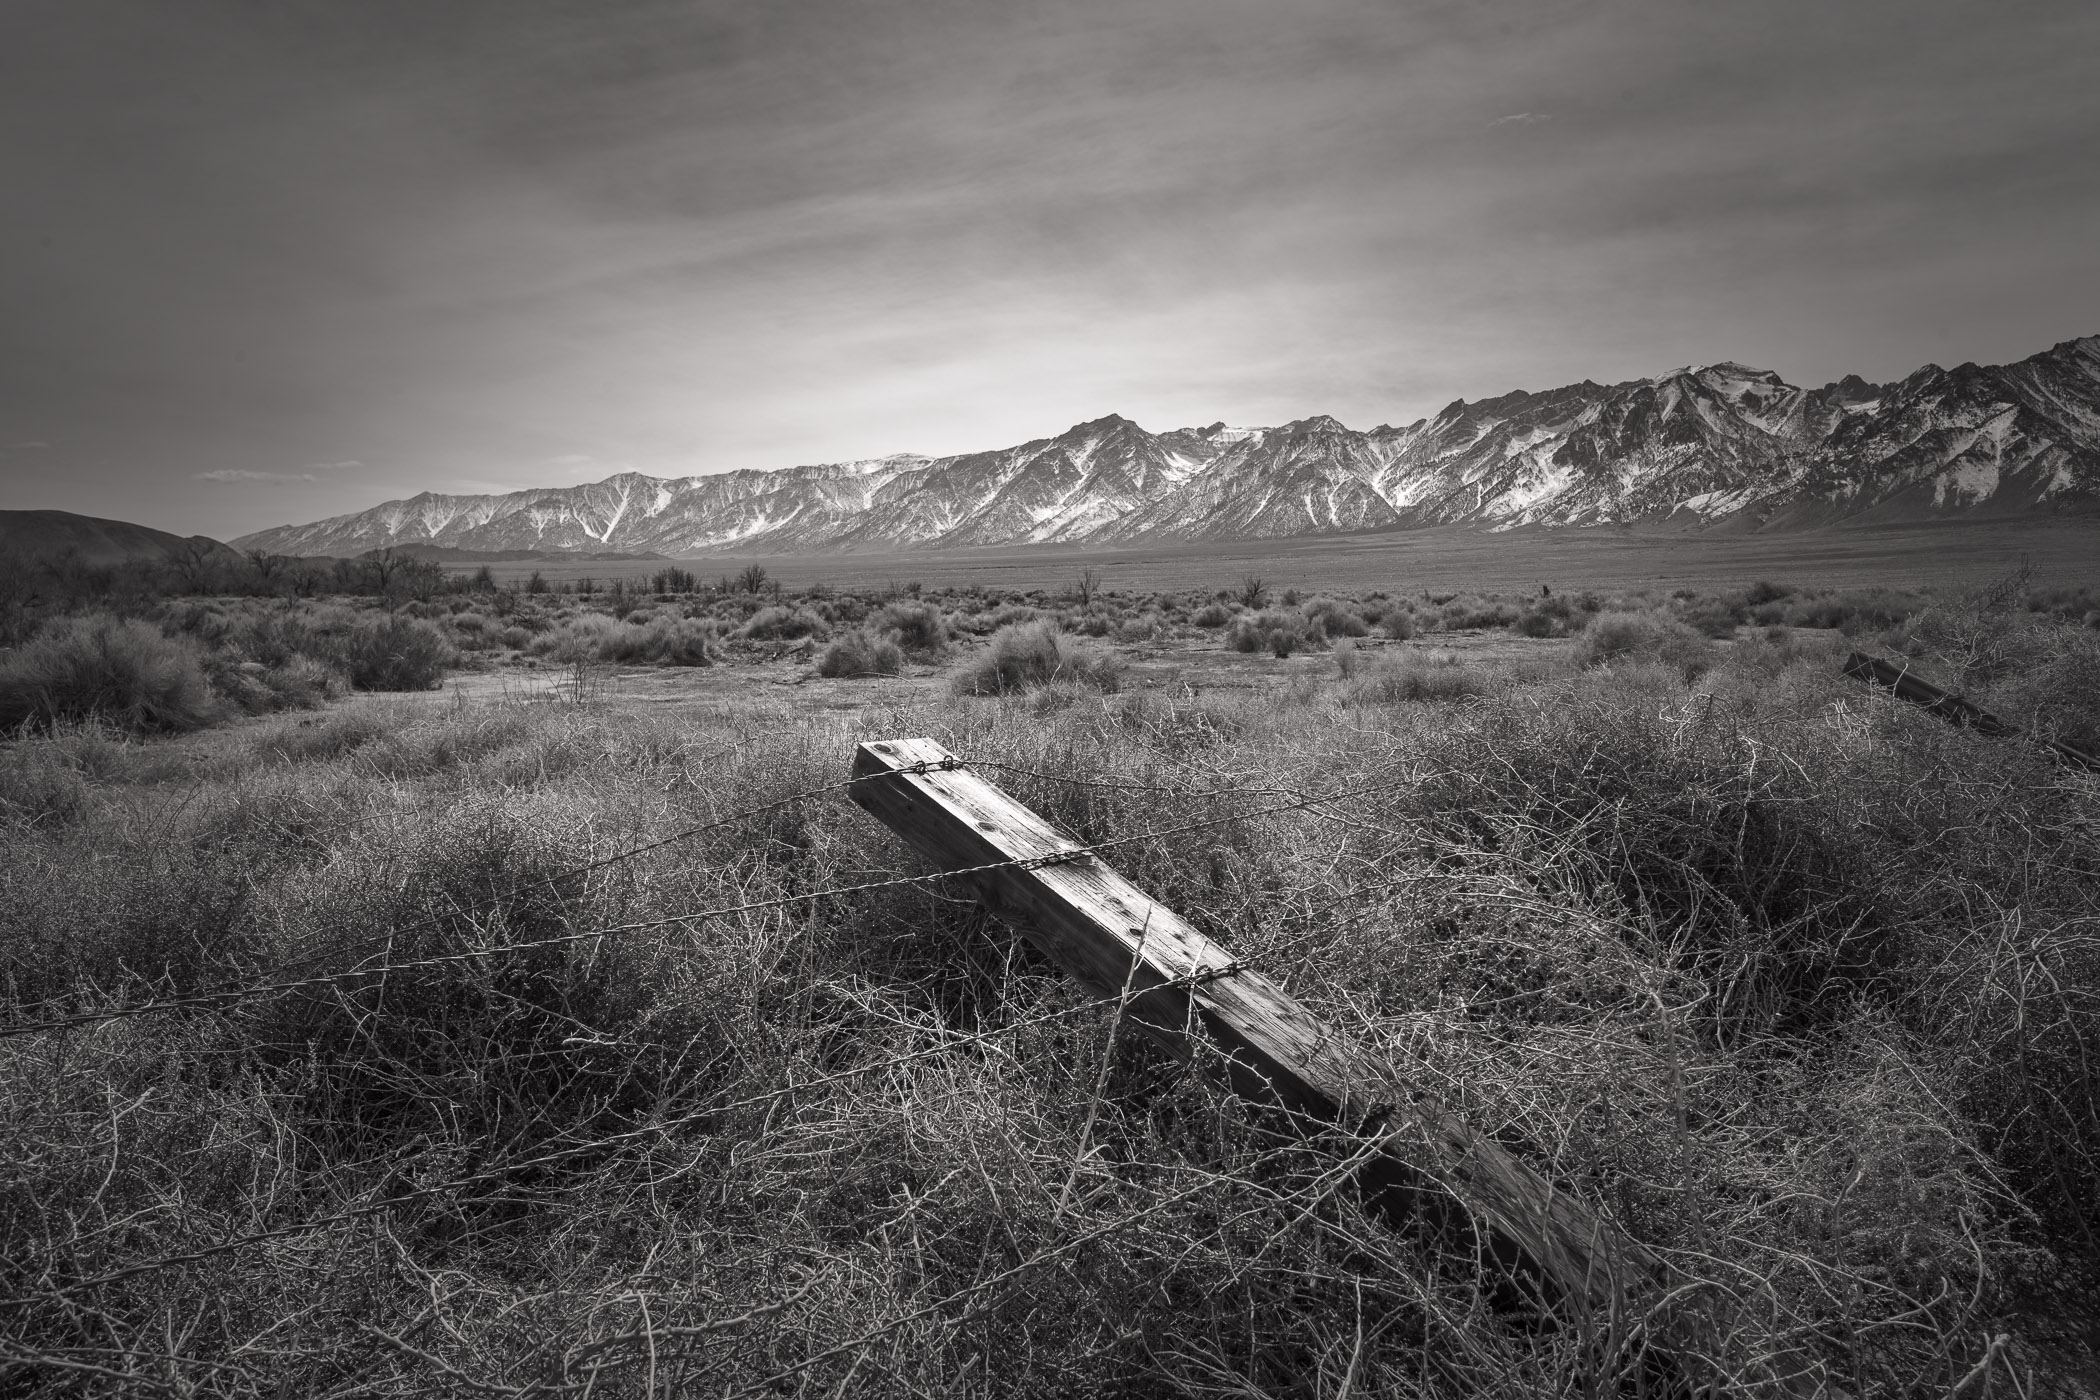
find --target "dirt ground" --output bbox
[361,626,1672,727]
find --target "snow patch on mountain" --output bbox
[232,334,2100,557]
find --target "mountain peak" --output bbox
[1705,361,1783,382]
[1661,360,1776,385]
[1819,373,1881,408]
[230,330,2100,557]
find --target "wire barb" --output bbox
[2,752,1383,1043]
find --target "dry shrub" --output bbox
[604,616,720,665]
[1577,609,1717,679]
[1514,606,1559,638]
[1778,586,1927,632]
[1071,607,1115,637]
[817,627,904,678]
[257,705,403,765]
[206,651,343,717]
[0,733,97,826]
[1883,594,2100,754]
[1345,651,1490,703]
[738,605,830,642]
[879,601,950,655]
[1987,638,2100,753]
[1301,596,1369,641]
[950,621,1120,695]
[0,615,218,733]
[814,595,868,626]
[534,611,621,662]
[1413,666,2097,1241]
[978,602,1042,632]
[1226,609,1308,656]
[2,627,2095,1398]
[1678,597,1746,638]
[1113,613,1165,644]
[1436,595,1520,630]
[1725,626,1843,679]
[322,614,455,690]
[535,612,719,666]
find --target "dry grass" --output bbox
[949,621,1121,695]
[1575,609,1719,679]
[1,576,2097,1396]
[879,600,952,656]
[1343,649,1493,703]
[0,615,220,733]
[818,627,906,678]
[736,604,830,642]
[317,613,454,689]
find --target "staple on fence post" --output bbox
[847,736,1689,1380]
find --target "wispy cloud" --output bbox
[9,0,2099,539]
[195,468,319,484]
[194,460,360,484]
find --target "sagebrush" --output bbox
[2,570,2097,1396]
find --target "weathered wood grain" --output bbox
[849,737,1661,1326]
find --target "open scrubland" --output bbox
[464,519,2100,599]
[2,549,2099,1396]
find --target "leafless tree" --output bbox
[168,538,222,593]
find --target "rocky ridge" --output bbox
[234,334,2100,556]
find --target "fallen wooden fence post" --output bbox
[1841,651,2100,772]
[849,738,1662,1335]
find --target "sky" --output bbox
[3,0,2097,540]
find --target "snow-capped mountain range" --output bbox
[234,334,2100,557]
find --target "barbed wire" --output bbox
[4,1130,1369,1397]
[0,746,1415,1309]
[715,1130,1405,1400]
[256,760,953,981]
[0,958,1247,1307]
[0,746,1516,1393]
[0,758,1390,1042]
[0,759,959,1041]
[967,757,1279,801]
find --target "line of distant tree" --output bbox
[517,563,776,598]
[1,543,450,609]
[0,544,788,647]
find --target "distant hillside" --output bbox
[233,332,2100,558]
[0,510,242,568]
[369,543,667,563]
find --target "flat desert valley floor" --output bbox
[475,519,2100,594]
